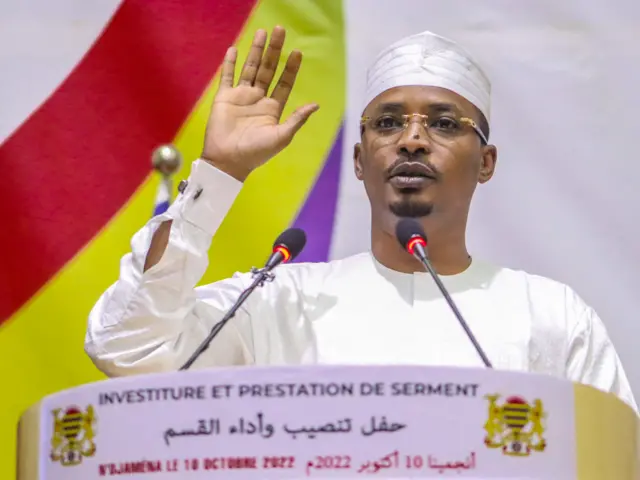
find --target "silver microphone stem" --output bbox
[412,242,493,368]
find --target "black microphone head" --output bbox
[395,218,427,251]
[273,227,307,262]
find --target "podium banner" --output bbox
[26,365,632,479]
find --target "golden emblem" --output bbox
[483,394,547,456]
[50,405,97,466]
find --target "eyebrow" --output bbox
[375,102,405,113]
[428,102,462,114]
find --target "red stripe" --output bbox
[0,0,257,323]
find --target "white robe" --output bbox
[85,159,638,413]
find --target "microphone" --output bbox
[395,218,493,368]
[179,227,307,371]
[264,228,306,271]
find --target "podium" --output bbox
[17,365,640,479]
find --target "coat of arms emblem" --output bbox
[50,405,97,466]
[483,394,547,456]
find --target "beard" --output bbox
[389,198,433,218]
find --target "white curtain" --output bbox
[333,0,640,398]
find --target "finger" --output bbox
[238,29,267,86]
[218,47,237,91]
[277,103,320,140]
[254,26,286,93]
[270,50,303,114]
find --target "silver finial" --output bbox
[151,144,182,177]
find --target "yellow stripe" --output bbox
[1,1,344,478]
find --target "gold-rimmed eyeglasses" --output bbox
[360,112,488,145]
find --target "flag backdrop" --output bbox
[1,1,639,478]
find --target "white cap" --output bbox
[363,31,491,121]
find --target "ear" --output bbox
[354,143,364,180]
[478,145,497,184]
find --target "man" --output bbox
[85,27,637,412]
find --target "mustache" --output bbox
[384,157,440,179]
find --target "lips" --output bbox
[387,162,435,189]
[388,175,432,189]
[387,162,436,180]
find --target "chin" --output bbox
[385,185,435,217]
[389,198,433,218]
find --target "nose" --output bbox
[396,119,431,157]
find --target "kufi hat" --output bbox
[363,31,491,121]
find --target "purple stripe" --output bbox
[292,124,344,263]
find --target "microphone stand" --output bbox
[412,245,493,368]
[179,267,275,371]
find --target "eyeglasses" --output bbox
[360,112,488,145]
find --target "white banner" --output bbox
[40,365,575,479]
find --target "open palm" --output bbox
[202,27,318,181]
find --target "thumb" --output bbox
[277,103,320,141]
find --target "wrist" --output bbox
[201,156,251,182]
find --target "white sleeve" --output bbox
[565,289,638,414]
[84,159,257,376]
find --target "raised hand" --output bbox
[201,26,319,181]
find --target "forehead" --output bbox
[363,85,477,116]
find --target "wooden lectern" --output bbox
[17,365,640,479]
